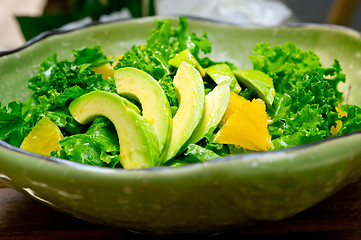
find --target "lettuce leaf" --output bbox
[54,117,120,168]
[73,46,109,67]
[158,74,178,116]
[114,17,211,112]
[28,53,116,102]
[258,43,353,149]
[0,46,116,147]
[250,42,321,94]
[0,102,28,147]
[2,18,361,168]
[339,105,361,135]
[167,144,219,167]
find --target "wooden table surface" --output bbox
[1,179,361,240]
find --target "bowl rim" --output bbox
[1,15,361,173]
[1,15,361,57]
[1,128,361,173]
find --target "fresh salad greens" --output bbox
[1,17,361,169]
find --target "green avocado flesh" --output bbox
[166,62,205,160]
[68,90,160,169]
[206,64,241,94]
[114,67,172,161]
[189,82,230,144]
[168,49,206,77]
[4,17,360,173]
[233,69,275,106]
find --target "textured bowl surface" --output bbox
[1,16,361,235]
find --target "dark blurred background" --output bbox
[284,0,361,31]
[1,0,360,51]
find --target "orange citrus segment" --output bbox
[20,116,63,156]
[92,55,123,79]
[112,55,123,67]
[92,63,114,79]
[336,105,347,118]
[330,120,343,135]
[221,92,248,125]
[214,96,273,152]
[330,105,348,135]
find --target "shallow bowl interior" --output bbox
[1,16,361,235]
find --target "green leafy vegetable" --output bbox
[54,117,120,167]
[73,46,109,67]
[252,43,359,149]
[339,105,361,135]
[116,16,212,77]
[167,144,219,167]
[250,42,322,94]
[114,16,211,112]
[0,102,29,147]
[158,75,179,116]
[1,17,361,169]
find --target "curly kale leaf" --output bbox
[28,53,116,104]
[0,100,47,147]
[115,17,211,79]
[115,17,211,112]
[55,117,120,168]
[250,42,322,94]
[0,46,115,147]
[158,74,178,116]
[73,46,109,67]
[339,104,361,135]
[167,144,219,167]
[260,43,348,149]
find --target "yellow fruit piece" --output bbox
[336,105,347,118]
[221,92,248,125]
[112,55,123,67]
[330,105,348,135]
[20,116,63,156]
[92,63,114,79]
[214,97,274,152]
[92,55,123,79]
[330,120,343,135]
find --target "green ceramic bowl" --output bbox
[1,16,361,235]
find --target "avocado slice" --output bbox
[69,90,160,169]
[233,69,275,107]
[114,67,172,160]
[189,82,230,144]
[166,62,205,160]
[206,64,241,94]
[169,49,206,77]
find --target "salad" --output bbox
[1,17,361,169]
